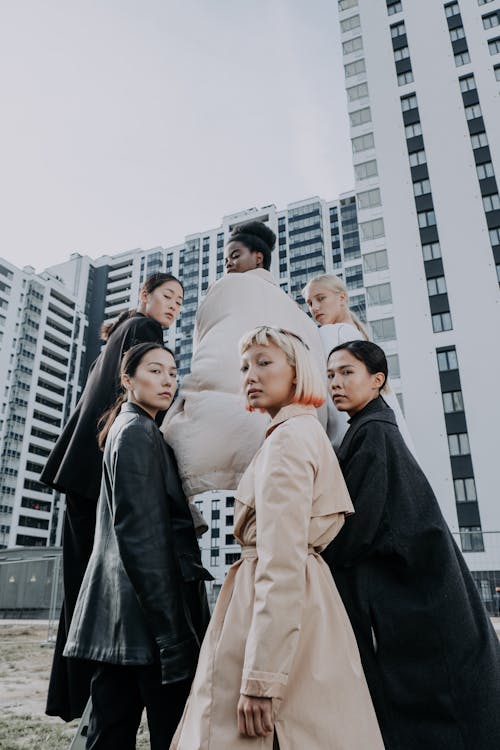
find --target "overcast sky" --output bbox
[0,0,353,271]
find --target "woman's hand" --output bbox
[237,694,274,737]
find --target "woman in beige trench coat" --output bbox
[171,327,384,750]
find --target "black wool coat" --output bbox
[323,397,500,750]
[41,313,164,501]
[64,403,212,682]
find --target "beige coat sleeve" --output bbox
[241,426,315,700]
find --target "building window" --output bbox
[226,552,240,565]
[432,312,453,332]
[405,121,422,138]
[450,26,466,41]
[495,64,500,81]
[476,161,495,179]
[465,103,482,120]
[488,37,500,55]
[387,1,403,15]
[398,70,415,86]
[401,93,418,111]
[349,107,372,127]
[343,36,363,55]
[409,149,427,167]
[437,349,458,371]
[478,0,494,6]
[483,11,500,29]
[344,59,366,78]
[354,159,378,180]
[482,193,500,212]
[459,74,476,92]
[387,353,400,379]
[490,228,500,246]
[448,432,470,456]
[341,15,361,33]
[455,51,471,67]
[413,178,432,196]
[363,248,388,272]
[357,188,381,209]
[443,390,464,413]
[390,21,406,37]
[418,210,437,228]
[352,132,375,152]
[470,132,488,149]
[371,317,396,342]
[496,263,500,283]
[367,282,392,306]
[427,276,447,295]
[454,478,477,502]
[339,0,358,10]
[360,217,385,241]
[444,2,460,18]
[345,264,364,290]
[460,527,484,553]
[394,46,410,61]
[347,82,369,101]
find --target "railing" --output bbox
[0,554,62,642]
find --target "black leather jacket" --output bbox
[64,402,212,684]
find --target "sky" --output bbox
[0,0,353,271]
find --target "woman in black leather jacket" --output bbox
[64,342,212,750]
[43,272,184,722]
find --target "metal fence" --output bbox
[0,532,499,639]
[0,552,62,642]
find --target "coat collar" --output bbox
[265,403,317,437]
[347,395,396,427]
[246,268,277,286]
[120,401,155,420]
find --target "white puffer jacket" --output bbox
[161,269,327,498]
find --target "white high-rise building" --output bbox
[0,260,86,548]
[338,0,500,594]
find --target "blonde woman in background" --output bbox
[303,273,415,453]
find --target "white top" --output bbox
[320,323,417,457]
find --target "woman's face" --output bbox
[240,342,296,418]
[327,349,384,416]
[123,348,178,418]
[224,241,263,274]
[305,282,345,325]
[140,280,183,328]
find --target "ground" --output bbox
[1,620,499,749]
[0,623,150,750]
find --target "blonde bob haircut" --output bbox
[239,325,325,410]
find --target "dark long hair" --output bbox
[228,220,276,271]
[97,342,176,450]
[100,272,183,341]
[329,340,388,391]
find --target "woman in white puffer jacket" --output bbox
[162,221,327,505]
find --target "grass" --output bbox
[0,624,150,749]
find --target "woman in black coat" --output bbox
[64,342,211,750]
[324,340,500,750]
[41,272,184,720]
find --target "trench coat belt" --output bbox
[212,544,320,639]
[240,544,318,559]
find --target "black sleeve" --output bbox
[325,423,390,567]
[112,421,199,684]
